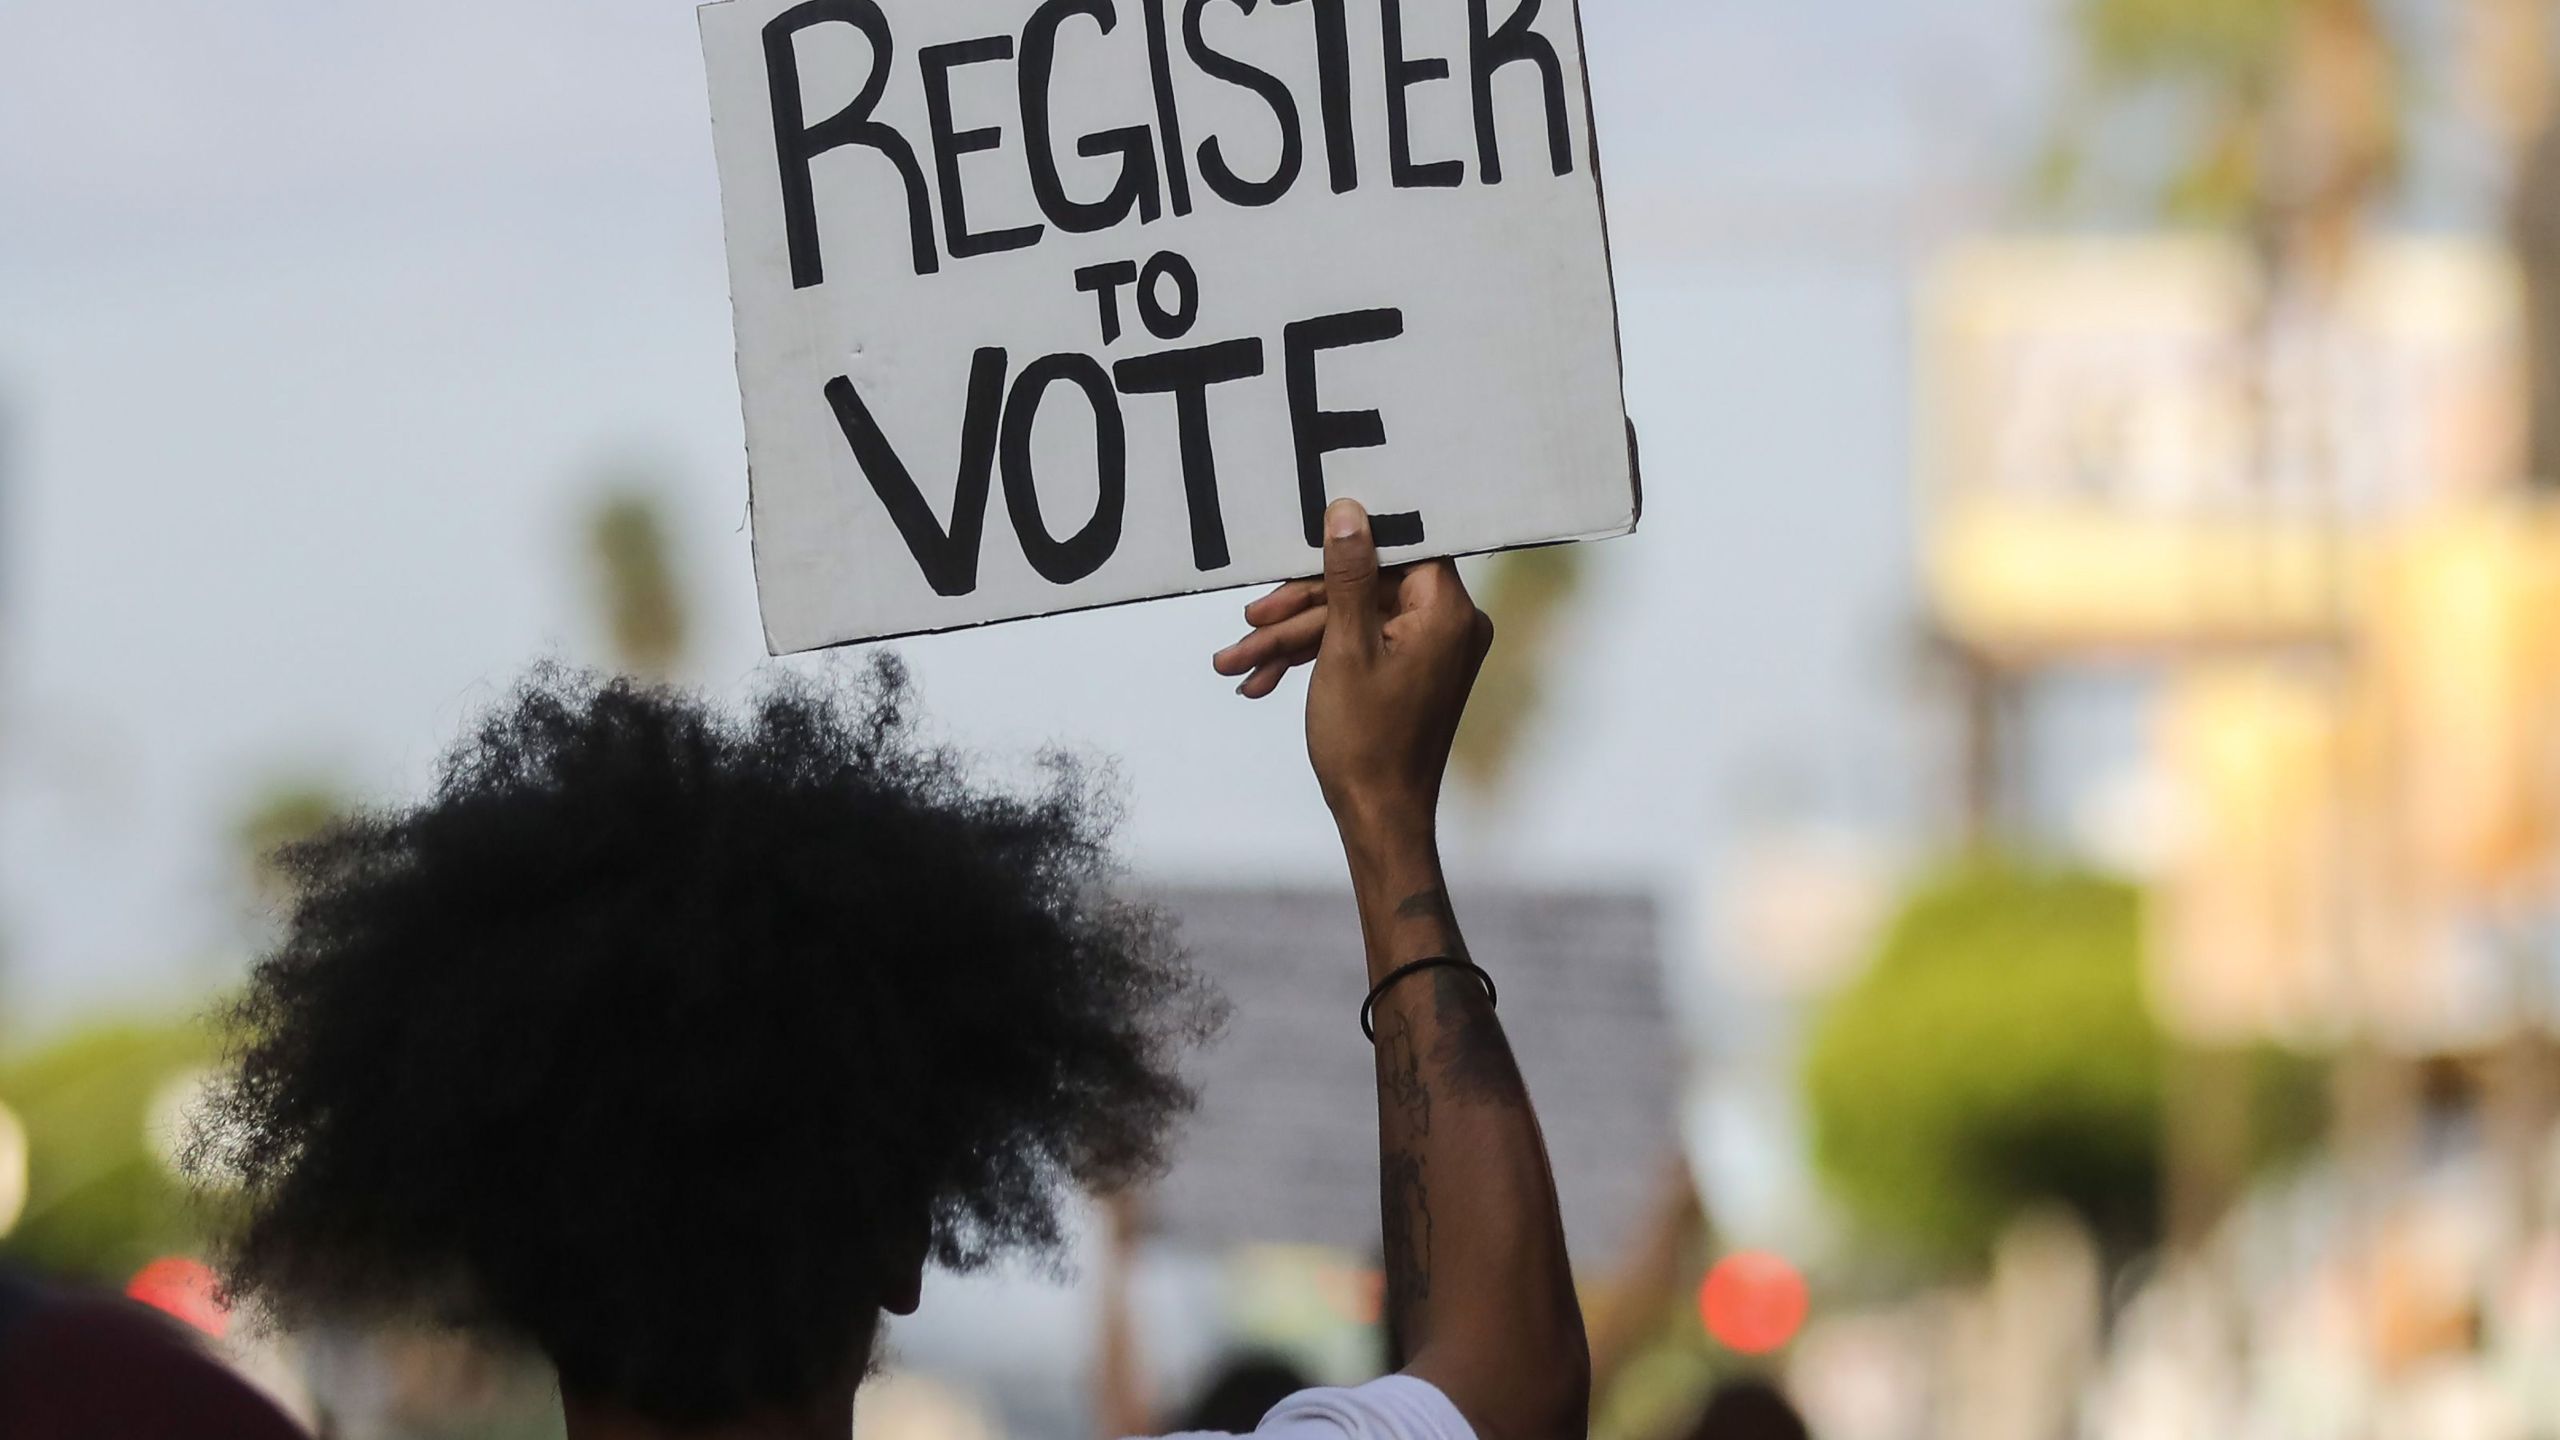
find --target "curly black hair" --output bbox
[187,658,1216,1424]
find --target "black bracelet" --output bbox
[1361,957,1498,1042]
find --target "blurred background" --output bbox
[10,0,2560,1437]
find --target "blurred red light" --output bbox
[126,1255,229,1338]
[1699,1250,1808,1356]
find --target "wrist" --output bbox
[1343,830,1442,907]
[1329,789,1439,867]
[1338,832,1463,981]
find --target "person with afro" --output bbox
[188,501,1590,1440]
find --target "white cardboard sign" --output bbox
[700,0,1638,652]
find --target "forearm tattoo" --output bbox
[1428,965,1521,1104]
[1379,1002,1433,1362]
[1393,886,1470,959]
[1375,891,1531,1355]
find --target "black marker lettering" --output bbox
[1141,0,1195,216]
[1136,252,1200,340]
[823,352,1009,596]
[1382,0,1462,188]
[1075,260,1141,343]
[764,0,938,285]
[920,37,1046,259]
[1271,0,1356,192]
[1114,337,1266,571]
[1184,0,1305,207]
[1002,354,1129,584]
[1284,309,1425,547]
[1022,0,1166,233]
[1468,0,1573,182]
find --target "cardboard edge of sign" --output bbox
[703,0,1648,658]
[763,506,1642,655]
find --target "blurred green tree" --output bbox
[0,1023,216,1284]
[0,783,352,1282]
[1803,864,2322,1269]
[1805,866,2164,1265]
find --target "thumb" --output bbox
[1321,499,1381,651]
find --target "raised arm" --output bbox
[1094,1192,1155,1440]
[1214,502,1590,1440]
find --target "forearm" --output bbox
[1349,829,1588,1440]
[1094,1218,1150,1440]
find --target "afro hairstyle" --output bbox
[188,658,1217,1423]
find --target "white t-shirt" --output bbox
[1148,1376,1476,1440]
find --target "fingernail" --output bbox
[1327,501,1362,540]
[1235,680,1251,697]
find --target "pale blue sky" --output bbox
[0,0,2072,1028]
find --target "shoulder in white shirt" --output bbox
[1144,1375,1477,1440]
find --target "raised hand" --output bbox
[1211,501,1493,838]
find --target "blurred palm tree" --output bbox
[2489,0,2560,485]
[2037,0,2402,1251]
[234,782,348,911]
[586,487,690,682]
[2041,0,2398,286]
[1451,545,1588,794]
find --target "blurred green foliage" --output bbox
[2041,0,2399,226]
[1589,1286,1723,1440]
[2078,0,2293,79]
[1453,545,1587,795]
[1803,863,2324,1269]
[0,1022,218,1284]
[1594,1345,1720,1440]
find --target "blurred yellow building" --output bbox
[1920,236,2560,1054]
[1921,237,2520,658]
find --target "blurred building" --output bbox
[1886,231,2560,1440]
[1916,234,2545,1047]
[1921,236,2521,660]
[1146,885,1678,1264]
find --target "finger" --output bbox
[1321,500,1381,655]
[1214,609,1328,676]
[1213,608,1329,677]
[1237,643,1319,700]
[1238,660,1288,700]
[1244,579,1324,628]
[1392,558,1468,615]
[1383,562,1479,651]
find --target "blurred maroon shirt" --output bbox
[0,1272,308,1439]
